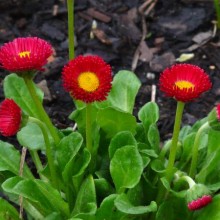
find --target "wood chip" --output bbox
[92,28,112,45]
[86,8,111,23]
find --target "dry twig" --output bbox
[19,147,27,219]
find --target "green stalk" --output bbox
[86,103,97,173]
[165,101,185,182]
[24,77,60,146]
[214,0,220,28]
[86,103,93,154]
[67,0,75,59]
[29,150,47,181]
[180,176,196,188]
[189,122,210,178]
[29,117,59,189]
[153,101,185,213]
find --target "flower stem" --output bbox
[29,150,47,181]
[181,176,196,188]
[24,77,60,146]
[86,103,93,154]
[29,117,59,189]
[189,121,210,178]
[214,0,220,28]
[153,101,185,213]
[165,101,185,182]
[67,0,75,59]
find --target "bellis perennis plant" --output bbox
[1,12,220,220]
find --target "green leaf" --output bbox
[97,107,136,138]
[94,178,114,199]
[110,145,143,192]
[138,102,159,125]
[127,179,146,206]
[17,122,46,151]
[148,123,160,153]
[178,133,196,168]
[0,198,20,220]
[44,212,63,220]
[179,125,192,141]
[56,132,83,172]
[22,200,44,219]
[139,149,158,158]
[109,131,137,159]
[2,177,69,217]
[96,70,141,113]
[115,193,157,214]
[151,159,166,175]
[156,197,189,220]
[191,118,207,132]
[72,175,96,217]
[70,148,91,192]
[96,194,125,220]
[0,141,33,179]
[207,129,220,155]
[3,73,43,117]
[197,147,220,184]
[138,102,159,145]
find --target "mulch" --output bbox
[0,0,219,141]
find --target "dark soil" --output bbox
[0,0,219,142]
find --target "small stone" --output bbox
[150,52,176,72]
[209,65,216,70]
[146,72,155,80]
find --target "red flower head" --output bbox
[62,55,112,103]
[217,104,220,121]
[188,195,212,211]
[186,183,212,211]
[208,104,220,131]
[0,37,52,73]
[0,99,22,136]
[159,64,212,102]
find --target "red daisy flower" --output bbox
[62,55,112,103]
[0,37,52,72]
[217,104,220,121]
[159,64,212,102]
[0,99,22,136]
[188,195,212,211]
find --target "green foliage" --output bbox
[110,145,143,192]
[0,141,33,178]
[2,177,69,217]
[1,65,220,220]
[156,197,190,220]
[97,107,137,138]
[3,73,43,117]
[17,122,47,151]
[96,70,141,113]
[115,193,157,215]
[72,175,96,218]
[0,198,20,220]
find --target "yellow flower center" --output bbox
[78,72,100,92]
[175,80,195,90]
[18,51,31,58]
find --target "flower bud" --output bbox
[0,99,22,136]
[186,184,212,211]
[208,104,220,131]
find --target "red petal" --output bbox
[0,99,22,136]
